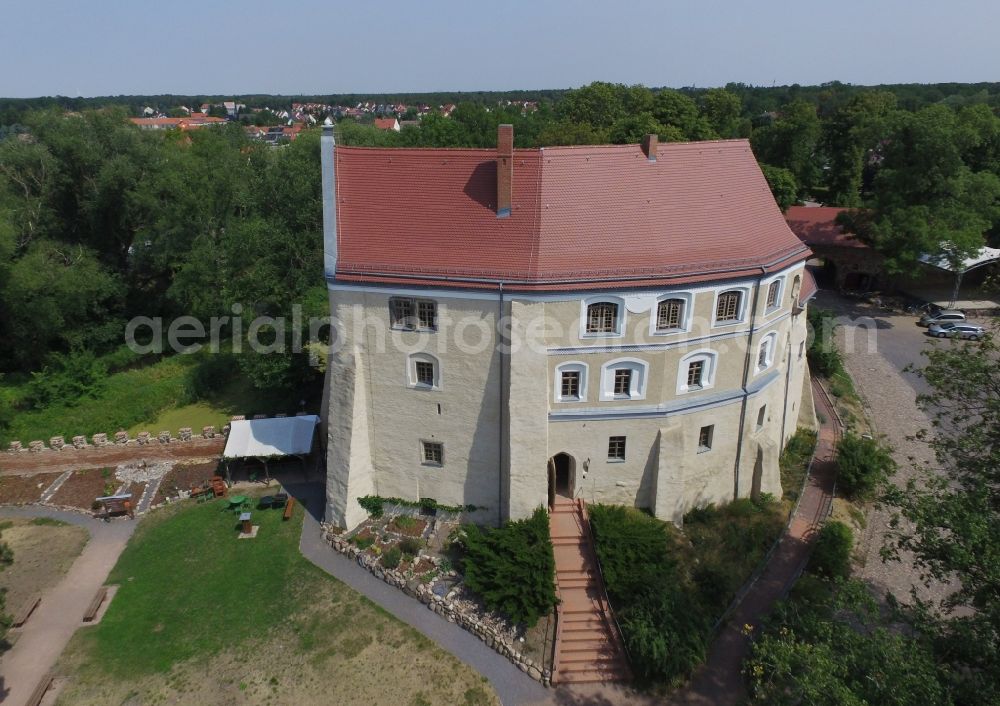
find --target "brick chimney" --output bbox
[641,133,658,162]
[497,124,513,217]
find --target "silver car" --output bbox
[927,323,986,340]
[919,309,966,327]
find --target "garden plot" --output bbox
[0,472,60,505]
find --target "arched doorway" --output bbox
[547,452,575,507]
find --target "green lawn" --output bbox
[57,494,498,705]
[0,356,308,445]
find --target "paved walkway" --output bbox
[669,377,840,706]
[290,483,550,706]
[0,506,136,706]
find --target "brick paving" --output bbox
[669,377,840,706]
[549,496,630,684]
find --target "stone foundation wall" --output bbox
[322,522,551,685]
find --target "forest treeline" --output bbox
[0,81,998,416]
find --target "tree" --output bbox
[699,89,746,138]
[883,334,1000,704]
[759,164,798,212]
[652,90,716,141]
[821,91,898,206]
[751,100,822,196]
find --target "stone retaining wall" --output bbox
[323,522,551,685]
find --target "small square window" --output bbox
[561,371,580,399]
[608,436,626,461]
[698,425,714,451]
[756,405,767,430]
[415,361,434,386]
[390,298,437,331]
[687,360,704,388]
[390,297,414,329]
[422,441,443,465]
[758,341,769,369]
[613,368,632,396]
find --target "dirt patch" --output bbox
[153,461,221,505]
[0,473,60,505]
[49,468,117,510]
[0,517,88,617]
[388,517,427,537]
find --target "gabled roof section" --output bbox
[785,206,868,250]
[333,139,809,291]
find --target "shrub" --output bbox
[456,507,556,627]
[806,307,843,378]
[399,537,422,558]
[810,521,853,579]
[351,534,374,550]
[393,515,417,530]
[836,432,895,500]
[382,546,402,569]
[25,350,108,408]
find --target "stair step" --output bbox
[558,579,595,589]
[555,667,629,684]
[561,617,605,630]
[559,650,623,663]
[558,638,608,650]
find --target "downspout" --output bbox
[733,269,765,500]
[779,332,794,446]
[498,281,505,526]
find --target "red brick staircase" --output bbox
[550,496,632,684]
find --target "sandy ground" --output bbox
[0,518,88,619]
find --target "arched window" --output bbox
[554,361,588,402]
[652,294,692,334]
[677,350,719,394]
[407,352,441,389]
[764,278,784,311]
[599,358,648,401]
[581,296,626,337]
[714,288,747,325]
[756,332,778,373]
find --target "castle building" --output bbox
[321,124,815,529]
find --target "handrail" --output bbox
[577,498,633,678]
[551,578,564,683]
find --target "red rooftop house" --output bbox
[320,124,816,533]
[785,206,883,291]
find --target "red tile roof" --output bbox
[785,206,867,249]
[374,118,398,130]
[334,140,809,291]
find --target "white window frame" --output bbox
[649,292,693,336]
[607,435,627,462]
[677,349,718,394]
[756,332,778,374]
[406,352,441,390]
[599,358,649,401]
[580,296,626,339]
[762,276,785,314]
[712,286,750,327]
[554,361,589,403]
[698,424,714,453]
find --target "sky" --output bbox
[2,0,998,98]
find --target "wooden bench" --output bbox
[25,671,55,706]
[282,497,295,521]
[83,586,108,623]
[12,593,41,627]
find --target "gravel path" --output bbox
[0,506,136,706]
[824,293,957,606]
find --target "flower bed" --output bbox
[153,461,221,505]
[0,472,60,504]
[50,467,120,509]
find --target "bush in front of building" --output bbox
[453,507,556,627]
[810,521,854,579]
[835,432,895,500]
[589,505,711,685]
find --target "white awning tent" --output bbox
[222,415,320,482]
[918,246,1000,273]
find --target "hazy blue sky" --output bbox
[2,0,997,97]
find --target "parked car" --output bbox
[927,323,986,340]
[918,309,966,327]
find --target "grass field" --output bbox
[0,356,308,445]
[55,494,498,706]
